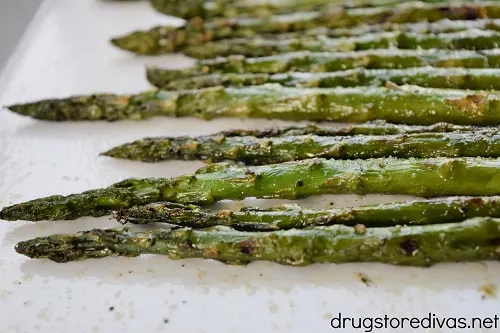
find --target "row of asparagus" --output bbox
[110,2,500,56]
[9,0,500,266]
[7,159,500,264]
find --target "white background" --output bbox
[0,1,499,332]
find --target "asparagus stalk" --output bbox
[118,196,500,230]
[111,2,500,55]
[14,217,500,266]
[102,131,500,164]
[151,68,500,90]
[277,18,500,39]
[146,49,500,85]
[149,0,450,19]
[3,157,500,221]
[8,84,500,125]
[208,121,482,138]
[182,29,500,59]
[103,122,482,143]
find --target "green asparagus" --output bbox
[146,49,500,85]
[149,0,456,19]
[274,18,500,39]
[150,68,500,90]
[182,29,500,59]
[117,196,500,230]
[108,122,483,142]
[3,157,500,221]
[14,217,500,265]
[111,2,500,55]
[102,131,500,164]
[8,84,500,125]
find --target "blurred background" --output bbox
[0,0,43,70]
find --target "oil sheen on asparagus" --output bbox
[102,130,500,164]
[267,18,500,40]
[117,196,500,231]
[183,121,482,138]
[182,29,500,59]
[3,157,500,221]
[150,68,500,90]
[8,84,500,125]
[149,0,454,19]
[14,217,500,266]
[146,49,500,84]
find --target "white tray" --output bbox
[0,1,499,332]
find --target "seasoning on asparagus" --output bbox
[117,196,500,231]
[208,121,483,138]
[150,68,500,90]
[3,157,500,221]
[281,18,500,39]
[14,217,500,266]
[8,84,500,125]
[182,29,500,59]
[146,49,500,85]
[111,1,500,55]
[149,0,436,19]
[102,131,500,164]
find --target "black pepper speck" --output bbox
[400,239,419,256]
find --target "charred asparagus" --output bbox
[149,0,451,19]
[117,196,500,231]
[146,49,500,85]
[150,68,500,90]
[102,131,500,164]
[14,217,500,266]
[111,2,500,55]
[182,29,500,59]
[3,157,500,221]
[8,84,500,125]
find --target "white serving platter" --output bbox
[0,1,499,332]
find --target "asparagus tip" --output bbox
[6,103,30,117]
[15,228,132,262]
[14,235,77,262]
[6,101,60,121]
[100,148,115,157]
[111,31,163,55]
[100,146,131,159]
[0,205,19,221]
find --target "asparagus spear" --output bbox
[146,49,500,85]
[14,217,500,265]
[182,29,500,59]
[111,2,500,55]
[210,121,482,138]
[277,18,500,39]
[118,196,500,230]
[8,84,500,125]
[149,0,449,19]
[151,68,500,90]
[3,157,500,221]
[102,131,500,164]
